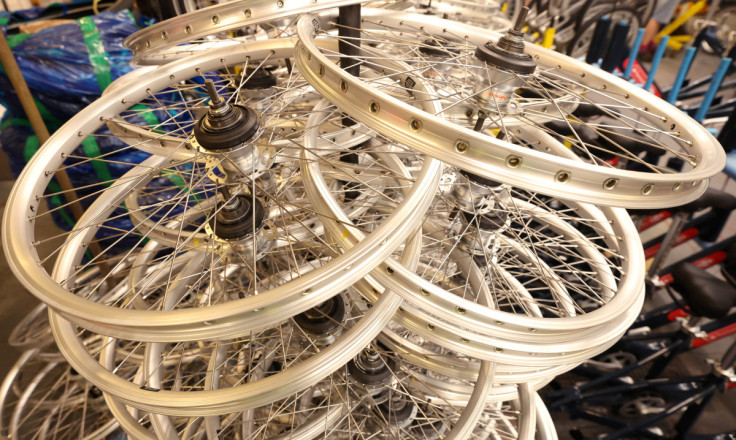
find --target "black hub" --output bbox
[194,79,260,150]
[462,208,509,231]
[88,386,103,399]
[348,345,395,386]
[475,7,536,74]
[294,295,345,334]
[419,38,460,57]
[243,67,277,90]
[210,189,266,240]
[376,393,417,425]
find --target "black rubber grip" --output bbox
[586,16,611,65]
[601,20,630,73]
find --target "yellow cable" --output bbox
[93,0,100,15]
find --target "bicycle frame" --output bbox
[549,338,736,440]
[565,377,732,440]
[547,309,736,399]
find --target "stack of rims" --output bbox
[1,1,725,439]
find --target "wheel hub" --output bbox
[474,7,536,111]
[209,188,266,240]
[348,345,396,388]
[294,294,346,346]
[194,79,260,151]
[376,392,418,429]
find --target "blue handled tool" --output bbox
[624,28,645,79]
[667,46,696,104]
[694,57,732,122]
[643,35,669,91]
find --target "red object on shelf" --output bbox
[667,308,689,321]
[639,210,672,232]
[691,322,736,348]
[644,227,700,259]
[657,251,728,285]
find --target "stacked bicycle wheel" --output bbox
[1,1,726,439]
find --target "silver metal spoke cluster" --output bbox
[1,11,524,436]
[3,1,726,439]
[0,349,122,440]
[304,100,646,380]
[295,9,725,208]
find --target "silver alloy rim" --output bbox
[295,10,725,208]
[124,0,372,65]
[303,106,646,353]
[3,39,441,341]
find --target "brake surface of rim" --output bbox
[2,38,441,341]
[295,10,725,208]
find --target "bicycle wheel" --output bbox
[49,268,406,414]
[105,332,535,439]
[535,393,558,440]
[378,320,565,389]
[8,262,124,358]
[525,0,589,49]
[303,105,646,367]
[3,39,441,341]
[8,304,55,353]
[0,349,121,440]
[45,102,438,415]
[409,0,514,29]
[295,8,725,208]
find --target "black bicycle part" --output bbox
[670,263,736,319]
[585,15,611,65]
[348,345,396,386]
[475,6,536,74]
[376,394,417,426]
[338,4,361,126]
[338,5,361,77]
[293,294,345,334]
[601,20,630,73]
[243,67,277,90]
[194,79,259,150]
[209,191,266,240]
[723,243,736,286]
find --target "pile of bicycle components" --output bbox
[0,1,726,438]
